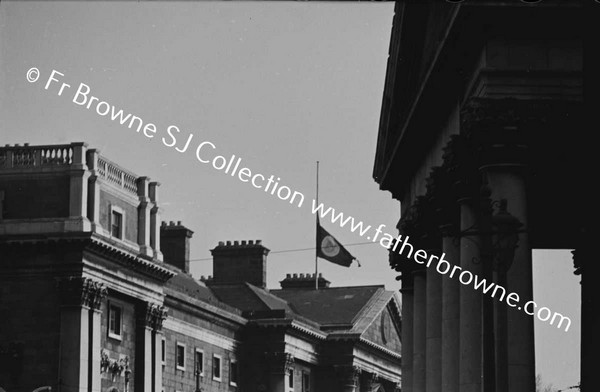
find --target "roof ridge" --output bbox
[270,284,386,292]
[350,288,393,334]
[246,282,293,309]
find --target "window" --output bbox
[108,304,122,340]
[176,343,186,371]
[230,359,238,387]
[161,338,166,366]
[212,354,222,382]
[288,369,294,390]
[110,206,125,239]
[302,371,311,392]
[195,349,204,377]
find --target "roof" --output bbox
[270,285,386,329]
[209,283,292,313]
[166,272,218,302]
[165,272,245,317]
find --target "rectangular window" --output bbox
[110,205,125,239]
[288,369,294,390]
[176,343,186,371]
[302,371,311,392]
[108,304,122,340]
[195,349,204,377]
[161,338,166,366]
[213,355,222,382]
[230,359,238,386]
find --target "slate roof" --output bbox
[209,283,292,313]
[166,272,218,303]
[165,269,398,338]
[270,285,386,329]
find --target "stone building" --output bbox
[373,1,593,392]
[0,142,401,392]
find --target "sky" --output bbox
[0,1,580,389]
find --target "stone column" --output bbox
[484,168,534,392]
[68,142,91,232]
[149,181,163,261]
[462,97,543,392]
[137,176,152,258]
[458,196,483,392]
[58,277,106,392]
[412,269,426,392]
[335,365,361,392]
[86,148,102,234]
[89,281,107,392]
[440,226,460,392]
[425,251,442,392]
[153,330,164,392]
[136,303,167,392]
[400,276,414,392]
[573,232,593,392]
[267,352,293,392]
[429,161,461,392]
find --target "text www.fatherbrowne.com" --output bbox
[311,188,572,333]
[31,67,572,333]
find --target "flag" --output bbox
[316,220,360,267]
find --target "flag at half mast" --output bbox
[316,220,360,267]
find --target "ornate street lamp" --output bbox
[490,198,523,392]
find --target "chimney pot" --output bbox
[234,240,239,246]
[241,240,247,245]
[286,273,291,278]
[227,241,232,246]
[293,273,298,279]
[177,220,182,225]
[218,241,224,246]
[249,240,254,245]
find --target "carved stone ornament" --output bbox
[139,302,168,331]
[100,348,131,383]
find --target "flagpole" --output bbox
[315,160,319,290]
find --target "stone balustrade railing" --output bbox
[0,143,74,167]
[96,156,139,195]
[0,143,139,196]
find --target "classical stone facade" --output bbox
[0,142,401,392]
[374,1,593,392]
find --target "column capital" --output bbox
[57,276,107,309]
[137,302,168,331]
[266,352,294,375]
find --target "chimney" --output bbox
[210,240,269,288]
[280,272,330,289]
[160,221,194,273]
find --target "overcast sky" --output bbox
[0,1,580,388]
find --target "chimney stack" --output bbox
[160,221,194,273]
[279,272,330,289]
[210,240,269,288]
